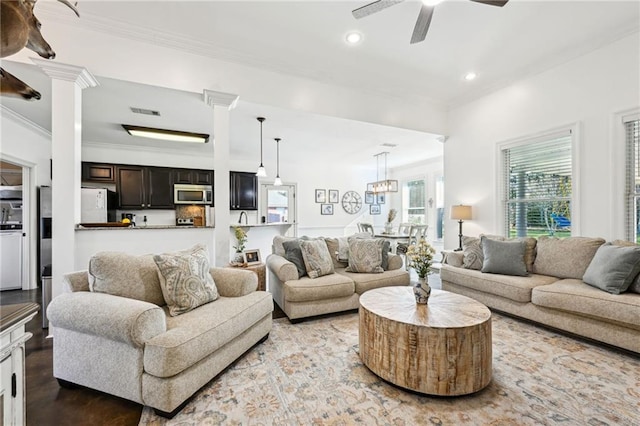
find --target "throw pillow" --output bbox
[482,234,538,272]
[153,244,219,316]
[299,239,335,279]
[89,252,165,306]
[462,236,483,270]
[345,238,385,273]
[283,240,307,278]
[480,236,528,276]
[533,236,605,279]
[323,237,349,269]
[612,240,640,293]
[583,243,640,294]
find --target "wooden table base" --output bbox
[359,287,492,396]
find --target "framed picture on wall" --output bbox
[243,249,262,265]
[365,191,375,204]
[315,189,326,203]
[321,204,334,215]
[376,193,386,204]
[328,189,339,203]
[370,204,381,215]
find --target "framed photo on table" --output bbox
[328,189,339,203]
[243,249,262,265]
[321,204,334,215]
[370,204,381,215]
[315,189,326,203]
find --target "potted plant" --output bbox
[384,208,397,234]
[232,226,247,264]
[406,237,436,304]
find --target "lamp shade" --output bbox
[450,205,472,221]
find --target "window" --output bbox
[625,117,640,242]
[502,130,573,238]
[402,179,425,224]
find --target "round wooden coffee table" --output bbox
[359,286,492,396]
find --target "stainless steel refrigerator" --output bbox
[38,186,52,328]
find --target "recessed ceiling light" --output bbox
[345,31,362,45]
[464,72,477,81]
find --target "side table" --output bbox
[227,263,266,291]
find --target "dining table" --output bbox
[374,232,410,254]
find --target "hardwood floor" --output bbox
[2,287,287,426]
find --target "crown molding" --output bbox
[82,139,214,157]
[0,105,51,139]
[203,90,239,110]
[31,58,99,89]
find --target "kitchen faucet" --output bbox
[238,211,248,224]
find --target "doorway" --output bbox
[260,183,296,236]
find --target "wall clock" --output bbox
[341,190,362,214]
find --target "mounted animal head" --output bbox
[0,0,79,59]
[0,67,41,100]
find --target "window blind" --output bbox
[502,131,572,237]
[625,118,640,242]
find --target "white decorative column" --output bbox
[32,59,98,301]
[204,90,239,267]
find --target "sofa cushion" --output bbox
[582,243,640,294]
[300,239,335,278]
[532,236,605,279]
[283,273,355,303]
[282,240,307,278]
[462,236,483,270]
[440,265,558,303]
[346,238,385,273]
[88,252,165,306]
[481,236,528,276]
[153,245,219,316]
[337,268,409,294]
[144,291,273,377]
[612,240,640,294]
[532,279,640,329]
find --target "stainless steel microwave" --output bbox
[174,184,213,205]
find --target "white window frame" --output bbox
[495,122,581,237]
[616,109,640,241]
[401,177,427,225]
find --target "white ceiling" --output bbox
[1,0,638,168]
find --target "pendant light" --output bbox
[366,151,398,193]
[274,137,283,186]
[255,117,267,177]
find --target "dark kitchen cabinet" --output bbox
[173,169,213,185]
[117,166,174,209]
[230,171,257,210]
[82,162,116,183]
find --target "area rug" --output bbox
[139,312,639,426]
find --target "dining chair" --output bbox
[397,224,429,270]
[397,222,412,236]
[358,222,374,236]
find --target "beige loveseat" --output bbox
[47,249,273,417]
[267,235,410,321]
[441,236,640,353]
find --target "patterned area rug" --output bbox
[139,312,639,425]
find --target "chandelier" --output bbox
[367,152,398,193]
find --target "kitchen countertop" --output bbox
[231,223,293,228]
[76,224,214,231]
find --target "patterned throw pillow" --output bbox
[346,238,385,274]
[299,239,335,279]
[462,236,483,270]
[153,244,218,316]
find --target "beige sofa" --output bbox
[441,236,640,353]
[47,251,273,418]
[267,235,410,321]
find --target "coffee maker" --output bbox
[121,212,136,226]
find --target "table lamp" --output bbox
[451,205,473,251]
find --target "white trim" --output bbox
[0,105,51,138]
[611,107,640,240]
[31,58,99,89]
[495,122,580,236]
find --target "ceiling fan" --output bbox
[352,0,509,44]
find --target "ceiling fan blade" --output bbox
[469,0,509,7]
[410,4,434,44]
[352,0,405,19]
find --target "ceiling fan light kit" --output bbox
[121,124,209,143]
[352,0,509,44]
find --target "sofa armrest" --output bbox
[63,270,90,293]
[387,254,403,270]
[443,251,464,267]
[209,267,258,297]
[47,292,166,348]
[266,254,299,282]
